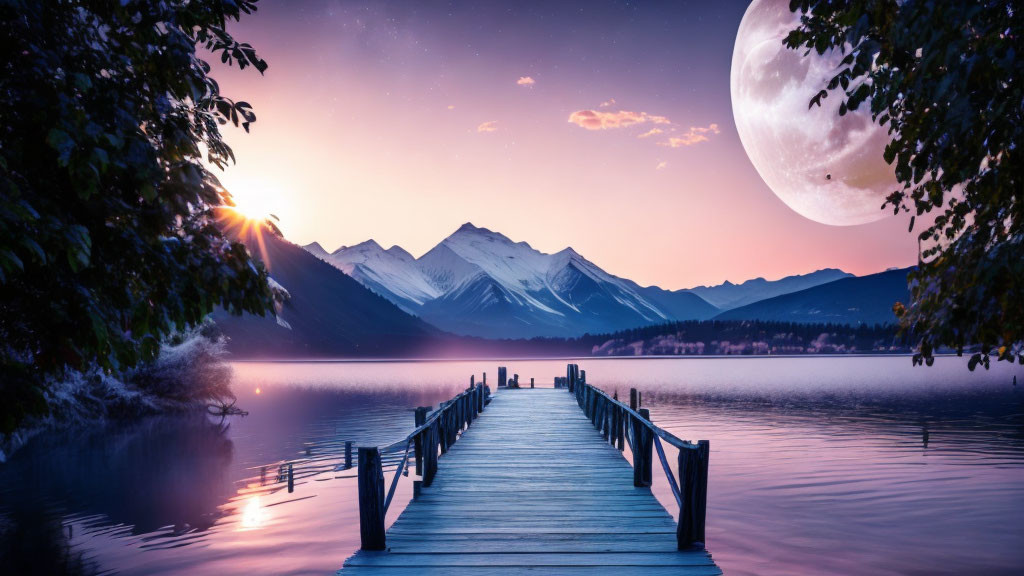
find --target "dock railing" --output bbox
[356,378,490,550]
[565,363,710,550]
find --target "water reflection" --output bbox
[0,414,234,575]
[239,496,268,530]
[0,357,1021,576]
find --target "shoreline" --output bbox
[227,352,931,364]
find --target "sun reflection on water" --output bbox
[239,496,268,529]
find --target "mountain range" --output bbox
[687,268,853,309]
[714,267,912,326]
[304,223,717,338]
[302,223,892,338]
[213,216,911,357]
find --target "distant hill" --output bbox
[303,223,718,339]
[713,268,912,325]
[684,268,853,310]
[212,213,442,358]
[588,319,909,356]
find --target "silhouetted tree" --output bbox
[785,0,1023,369]
[0,1,274,432]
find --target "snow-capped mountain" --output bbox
[321,239,442,313]
[303,223,718,338]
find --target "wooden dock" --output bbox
[339,368,720,575]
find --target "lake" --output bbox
[1,357,1022,575]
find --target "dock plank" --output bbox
[339,388,721,575]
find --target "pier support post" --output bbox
[633,408,653,487]
[357,447,386,550]
[629,388,638,411]
[423,422,439,486]
[677,440,710,549]
[414,407,428,475]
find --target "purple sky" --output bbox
[211,0,917,289]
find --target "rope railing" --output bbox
[564,363,710,550]
[357,377,491,550]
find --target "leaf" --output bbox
[808,89,828,109]
[46,128,75,165]
[20,238,46,264]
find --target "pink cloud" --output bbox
[660,123,720,147]
[568,109,671,130]
[599,98,616,108]
[477,121,499,133]
[637,128,664,139]
[517,76,536,86]
[656,161,668,170]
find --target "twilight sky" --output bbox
[211,0,917,289]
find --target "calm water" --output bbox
[1,357,1022,575]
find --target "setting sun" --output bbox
[221,178,285,223]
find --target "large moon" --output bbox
[730,0,897,226]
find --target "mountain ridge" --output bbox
[304,222,718,338]
[685,268,854,310]
[713,267,912,325]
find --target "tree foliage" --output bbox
[0,0,275,433]
[785,0,1023,369]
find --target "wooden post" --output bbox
[345,441,353,470]
[498,366,507,387]
[580,369,586,384]
[287,463,294,493]
[602,398,608,435]
[567,364,574,392]
[629,388,638,411]
[634,408,653,487]
[437,402,448,455]
[530,378,534,388]
[677,440,710,549]
[413,480,422,499]
[423,422,438,486]
[357,447,386,550]
[440,402,452,452]
[414,407,427,475]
